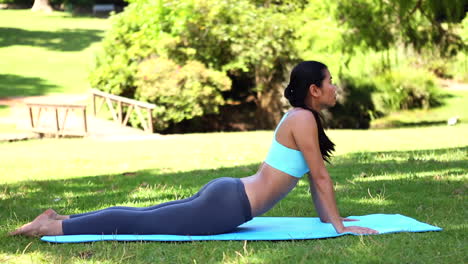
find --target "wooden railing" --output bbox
[27,103,87,137]
[91,89,156,133]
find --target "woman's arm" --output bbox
[308,174,358,223]
[308,172,334,223]
[292,111,377,234]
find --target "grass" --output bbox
[0,9,466,263]
[0,9,109,135]
[0,123,18,134]
[371,88,468,128]
[0,10,109,98]
[0,125,467,263]
[0,105,10,118]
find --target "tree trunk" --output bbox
[253,63,291,129]
[255,84,285,129]
[31,0,53,13]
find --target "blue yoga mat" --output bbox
[41,214,441,243]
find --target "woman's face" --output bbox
[318,69,337,108]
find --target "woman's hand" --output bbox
[321,218,379,234]
[337,225,379,235]
[320,217,359,223]
[342,217,359,222]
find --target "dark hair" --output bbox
[284,61,335,163]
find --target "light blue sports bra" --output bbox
[265,112,310,178]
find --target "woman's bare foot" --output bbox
[34,208,69,220]
[9,209,64,237]
[53,211,70,220]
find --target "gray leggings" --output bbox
[62,177,252,235]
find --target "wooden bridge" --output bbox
[8,90,158,139]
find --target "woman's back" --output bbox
[241,109,310,216]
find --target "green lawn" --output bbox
[371,88,468,128]
[0,10,109,98]
[1,125,467,263]
[0,105,10,118]
[0,9,467,263]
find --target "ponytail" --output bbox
[284,61,335,163]
[304,107,335,163]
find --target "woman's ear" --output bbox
[308,84,322,98]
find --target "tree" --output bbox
[90,0,301,130]
[31,0,53,12]
[335,0,467,59]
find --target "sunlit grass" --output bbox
[0,8,467,264]
[0,10,109,98]
[371,89,468,128]
[0,105,10,117]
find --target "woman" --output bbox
[10,61,378,237]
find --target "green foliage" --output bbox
[448,52,468,82]
[90,0,299,129]
[296,1,463,129]
[295,1,344,75]
[0,0,31,4]
[89,0,173,96]
[326,76,378,129]
[446,15,468,82]
[373,68,442,113]
[60,0,94,8]
[90,0,299,88]
[336,0,466,58]
[0,0,123,7]
[371,89,468,128]
[134,57,231,130]
[249,0,308,9]
[337,0,395,53]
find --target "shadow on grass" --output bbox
[272,146,467,218]
[331,147,467,176]
[379,120,449,128]
[371,91,466,129]
[0,27,104,51]
[0,146,465,257]
[0,74,60,98]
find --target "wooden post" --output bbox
[37,107,42,125]
[61,108,69,133]
[118,101,123,125]
[122,105,134,126]
[93,93,96,116]
[147,109,153,133]
[83,107,88,133]
[29,106,34,128]
[54,108,60,137]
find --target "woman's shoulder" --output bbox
[287,108,316,121]
[284,108,318,135]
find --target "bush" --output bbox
[0,0,125,7]
[134,57,231,130]
[448,52,468,82]
[326,76,378,129]
[372,68,443,113]
[0,0,31,4]
[89,0,299,129]
[324,67,445,128]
